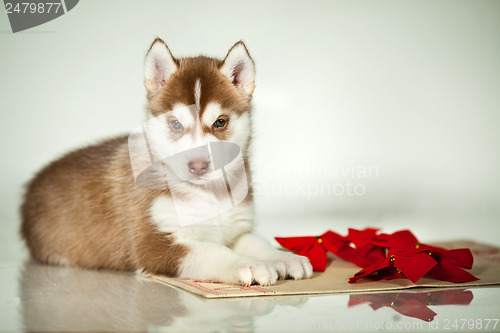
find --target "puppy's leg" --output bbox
[232,233,313,280]
[133,224,190,278]
[134,225,277,286]
[177,240,278,286]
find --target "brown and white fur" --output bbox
[20,38,312,286]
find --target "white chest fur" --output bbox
[149,194,254,245]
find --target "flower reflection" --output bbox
[348,289,473,321]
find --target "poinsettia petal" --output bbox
[431,247,474,269]
[321,229,385,267]
[378,267,405,280]
[320,231,369,267]
[320,231,348,249]
[349,258,391,283]
[375,230,419,249]
[321,239,367,267]
[392,230,419,245]
[338,247,370,267]
[358,245,387,265]
[275,236,317,253]
[295,243,314,257]
[429,262,479,283]
[275,236,328,272]
[348,228,379,247]
[395,253,437,283]
[305,243,328,272]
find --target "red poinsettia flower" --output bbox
[376,230,478,282]
[277,228,479,284]
[348,229,437,283]
[373,229,420,250]
[346,228,387,266]
[276,229,385,271]
[425,246,478,283]
[318,230,366,267]
[349,229,479,283]
[316,228,386,268]
[349,246,437,283]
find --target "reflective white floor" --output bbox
[2,257,500,332]
[2,215,500,332]
[3,261,500,332]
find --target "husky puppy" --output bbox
[20,39,313,286]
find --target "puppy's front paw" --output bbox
[237,260,278,286]
[270,252,313,280]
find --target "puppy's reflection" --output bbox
[19,260,188,331]
[19,261,309,332]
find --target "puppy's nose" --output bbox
[188,160,210,175]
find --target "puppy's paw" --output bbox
[237,259,278,286]
[270,252,313,280]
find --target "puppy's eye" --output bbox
[213,118,227,130]
[169,119,183,130]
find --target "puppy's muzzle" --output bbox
[188,159,210,175]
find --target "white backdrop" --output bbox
[1,0,499,258]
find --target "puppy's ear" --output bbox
[144,38,178,94]
[220,41,255,97]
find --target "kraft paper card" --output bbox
[150,241,500,298]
